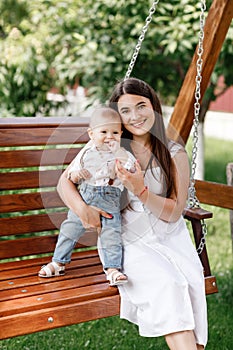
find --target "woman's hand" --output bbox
[116,159,145,196]
[78,203,112,233]
[57,161,112,232]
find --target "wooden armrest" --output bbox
[183,207,213,220]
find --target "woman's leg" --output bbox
[197,345,204,350]
[165,330,198,350]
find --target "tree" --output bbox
[0,0,232,121]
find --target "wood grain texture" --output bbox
[195,180,233,210]
[0,148,79,169]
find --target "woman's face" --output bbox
[117,94,155,137]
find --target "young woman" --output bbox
[57,78,207,350]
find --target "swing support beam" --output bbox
[167,0,233,211]
[167,0,233,144]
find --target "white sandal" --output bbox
[38,261,65,278]
[106,270,128,286]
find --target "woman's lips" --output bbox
[130,119,146,128]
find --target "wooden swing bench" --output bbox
[0,117,218,340]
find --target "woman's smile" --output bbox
[129,118,147,128]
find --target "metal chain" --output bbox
[196,220,208,255]
[189,1,207,255]
[187,0,206,209]
[124,0,207,254]
[124,1,160,80]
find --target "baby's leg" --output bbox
[38,210,85,277]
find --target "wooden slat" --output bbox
[0,235,58,259]
[0,127,89,147]
[167,0,233,143]
[0,148,79,169]
[0,274,106,301]
[0,231,98,259]
[0,283,116,317]
[0,170,63,190]
[0,116,90,128]
[0,295,120,339]
[0,249,99,274]
[195,180,233,210]
[0,212,67,236]
[0,191,63,213]
[0,255,101,281]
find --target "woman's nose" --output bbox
[130,108,138,120]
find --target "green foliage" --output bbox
[0,0,232,116]
[0,28,53,116]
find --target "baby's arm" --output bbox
[106,143,136,179]
[67,140,93,183]
[68,168,91,184]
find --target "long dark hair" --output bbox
[109,77,175,198]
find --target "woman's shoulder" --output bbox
[168,140,186,158]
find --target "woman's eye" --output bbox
[120,109,129,115]
[138,104,145,110]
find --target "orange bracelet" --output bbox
[138,186,148,197]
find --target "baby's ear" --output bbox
[87,128,93,139]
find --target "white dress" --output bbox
[118,144,208,346]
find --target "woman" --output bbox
[57,78,207,349]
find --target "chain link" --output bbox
[124,1,160,80]
[196,220,208,255]
[187,0,206,209]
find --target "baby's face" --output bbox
[89,121,122,151]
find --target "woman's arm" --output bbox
[57,160,112,229]
[116,151,190,222]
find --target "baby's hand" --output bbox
[123,158,136,173]
[69,169,91,183]
[107,140,120,153]
[115,148,136,173]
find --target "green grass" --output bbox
[1,137,232,350]
[204,137,233,184]
[187,136,233,184]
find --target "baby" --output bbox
[38,106,135,286]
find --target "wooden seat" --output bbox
[0,117,217,340]
[0,250,120,339]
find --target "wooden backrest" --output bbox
[0,117,95,261]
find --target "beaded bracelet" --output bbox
[138,186,148,197]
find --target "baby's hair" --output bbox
[89,106,121,129]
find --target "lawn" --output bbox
[0,137,232,350]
